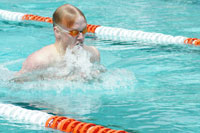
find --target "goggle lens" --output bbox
[69,28,87,37]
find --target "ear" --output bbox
[54,26,61,39]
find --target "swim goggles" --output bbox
[55,23,87,37]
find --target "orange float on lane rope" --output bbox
[45,116,58,128]
[88,125,104,133]
[45,115,128,133]
[87,24,100,33]
[22,14,53,23]
[107,130,117,133]
[22,14,99,33]
[57,118,76,131]
[80,123,96,133]
[73,122,86,133]
[51,116,68,129]
[184,38,198,45]
[194,39,200,46]
[98,128,112,133]
[65,121,81,132]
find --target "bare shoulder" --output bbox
[83,45,100,63]
[19,45,55,74]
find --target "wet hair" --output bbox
[53,4,86,28]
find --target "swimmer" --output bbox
[15,4,100,78]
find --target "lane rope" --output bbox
[0,103,127,133]
[0,9,129,132]
[0,9,199,46]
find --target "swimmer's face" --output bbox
[58,16,87,48]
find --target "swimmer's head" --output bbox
[53,4,87,49]
[53,4,86,28]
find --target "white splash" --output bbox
[44,45,104,82]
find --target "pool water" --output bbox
[0,0,200,132]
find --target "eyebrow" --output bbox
[70,26,87,31]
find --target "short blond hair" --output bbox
[53,4,86,28]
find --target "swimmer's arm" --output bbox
[88,46,100,63]
[16,53,48,76]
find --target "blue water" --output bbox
[1,0,200,132]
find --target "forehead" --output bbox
[62,16,87,30]
[72,16,87,30]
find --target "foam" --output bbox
[0,47,136,115]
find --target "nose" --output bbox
[77,32,84,42]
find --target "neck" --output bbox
[54,42,67,56]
